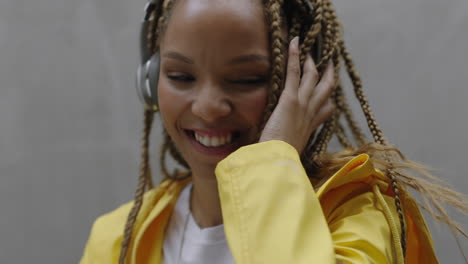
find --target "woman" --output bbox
[81,0,467,263]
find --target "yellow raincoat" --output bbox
[80,141,438,263]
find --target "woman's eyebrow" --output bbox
[162,52,269,65]
[162,51,194,64]
[228,54,269,65]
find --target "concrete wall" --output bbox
[0,0,466,262]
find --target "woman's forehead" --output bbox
[161,0,270,58]
[174,0,263,13]
[168,0,266,31]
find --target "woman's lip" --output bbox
[187,129,238,137]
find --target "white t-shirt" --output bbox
[162,183,235,264]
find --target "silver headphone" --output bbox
[135,0,324,111]
[136,0,161,111]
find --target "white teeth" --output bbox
[211,137,220,146]
[193,132,234,147]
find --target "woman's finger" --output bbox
[308,61,335,115]
[298,54,319,104]
[308,99,335,130]
[283,37,301,96]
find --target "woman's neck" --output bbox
[189,172,223,228]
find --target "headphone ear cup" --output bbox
[148,53,161,109]
[136,53,160,110]
[136,62,152,109]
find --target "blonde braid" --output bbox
[309,59,340,161]
[316,0,340,69]
[118,0,167,261]
[118,108,154,264]
[298,0,322,66]
[340,40,386,145]
[260,0,286,133]
[339,37,407,253]
[159,131,172,179]
[334,83,367,145]
[335,120,353,149]
[289,11,302,42]
[168,142,189,169]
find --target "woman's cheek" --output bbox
[157,80,183,127]
[242,87,268,124]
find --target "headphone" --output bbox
[136,0,161,112]
[135,0,323,112]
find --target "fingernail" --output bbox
[290,36,299,50]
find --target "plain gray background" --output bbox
[1,0,467,263]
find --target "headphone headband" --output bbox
[136,0,161,111]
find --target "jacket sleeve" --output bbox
[215,140,398,264]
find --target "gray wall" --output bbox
[0,0,466,263]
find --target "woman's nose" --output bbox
[191,85,232,123]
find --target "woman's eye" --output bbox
[166,73,195,82]
[230,78,267,85]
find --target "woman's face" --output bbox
[158,0,271,171]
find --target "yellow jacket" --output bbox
[80,141,438,264]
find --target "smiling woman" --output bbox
[80,0,467,263]
[158,1,271,173]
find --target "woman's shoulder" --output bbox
[314,153,407,222]
[315,153,387,196]
[87,178,188,232]
[315,153,438,262]
[81,178,187,262]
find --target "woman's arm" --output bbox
[216,140,401,264]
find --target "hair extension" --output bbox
[260,0,287,135]
[334,83,367,145]
[119,108,154,264]
[335,120,353,149]
[167,135,189,171]
[118,0,168,261]
[288,11,302,42]
[159,131,173,179]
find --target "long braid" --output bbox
[118,0,168,261]
[308,53,341,158]
[260,0,286,134]
[288,11,302,42]
[118,109,154,264]
[160,131,172,179]
[298,1,322,66]
[304,0,342,164]
[340,40,386,145]
[335,120,353,149]
[145,168,154,190]
[330,82,356,150]
[168,140,189,171]
[340,38,406,254]
[335,83,367,145]
[156,0,191,181]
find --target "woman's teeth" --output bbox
[194,132,233,147]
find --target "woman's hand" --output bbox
[259,37,336,154]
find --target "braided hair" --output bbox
[118,0,468,262]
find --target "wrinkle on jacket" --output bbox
[80,140,438,264]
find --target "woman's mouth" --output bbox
[184,129,242,156]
